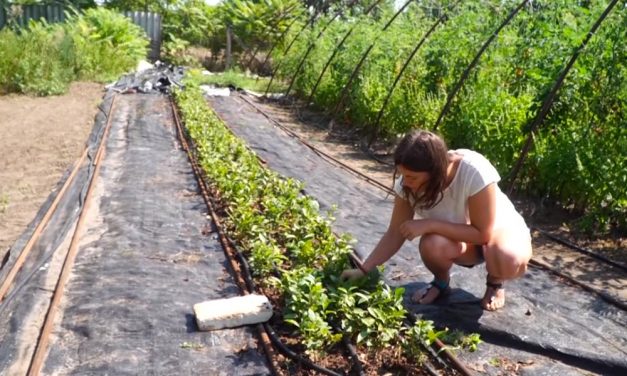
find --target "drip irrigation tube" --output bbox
[405,312,474,376]
[263,323,344,376]
[528,259,627,312]
[238,93,394,194]
[431,0,529,131]
[506,0,621,194]
[534,227,627,272]
[342,337,365,376]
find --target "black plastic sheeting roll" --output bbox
[0,74,271,374]
[207,92,627,376]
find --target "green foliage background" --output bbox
[268,0,625,234]
[0,6,148,95]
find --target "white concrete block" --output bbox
[200,85,231,97]
[194,294,273,331]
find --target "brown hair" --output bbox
[393,130,449,210]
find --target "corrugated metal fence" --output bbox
[0,4,65,27]
[0,5,162,60]
[123,11,162,60]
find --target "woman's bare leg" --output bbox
[482,228,532,311]
[414,234,475,303]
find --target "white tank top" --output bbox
[394,149,529,232]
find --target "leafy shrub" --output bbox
[271,0,625,233]
[174,83,462,360]
[65,7,148,82]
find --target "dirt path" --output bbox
[0,82,104,261]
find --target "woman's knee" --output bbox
[419,234,461,260]
[485,245,531,278]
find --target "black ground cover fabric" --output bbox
[0,92,270,375]
[0,93,114,374]
[208,92,627,376]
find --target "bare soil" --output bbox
[0,82,104,262]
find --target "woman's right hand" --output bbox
[340,268,366,281]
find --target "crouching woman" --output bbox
[342,130,532,311]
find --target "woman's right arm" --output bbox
[360,195,414,272]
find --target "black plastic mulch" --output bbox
[207,92,627,376]
[0,91,270,375]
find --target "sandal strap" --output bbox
[430,279,450,292]
[486,281,503,289]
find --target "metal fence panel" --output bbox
[123,10,162,60]
[0,4,66,28]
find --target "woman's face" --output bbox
[397,165,430,193]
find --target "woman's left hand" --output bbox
[399,219,432,241]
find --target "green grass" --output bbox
[185,68,287,94]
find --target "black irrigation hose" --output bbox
[237,93,394,195]
[405,312,474,376]
[533,227,627,272]
[305,0,385,104]
[431,0,529,131]
[342,337,365,376]
[328,0,417,121]
[528,260,627,312]
[227,242,355,376]
[505,0,622,195]
[263,323,344,376]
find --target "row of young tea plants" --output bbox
[0,7,147,95]
[270,0,625,234]
[174,83,480,370]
